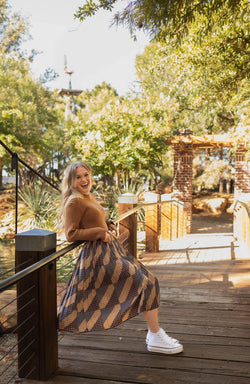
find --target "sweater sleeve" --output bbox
[64,198,107,242]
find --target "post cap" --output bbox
[118,193,138,205]
[144,192,159,203]
[161,193,173,201]
[15,228,56,252]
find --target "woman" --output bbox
[58,161,183,355]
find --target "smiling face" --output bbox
[75,166,92,196]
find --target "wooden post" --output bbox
[118,193,138,258]
[144,192,160,252]
[15,228,58,380]
[160,194,171,241]
[172,202,178,239]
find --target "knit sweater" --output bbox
[64,195,108,242]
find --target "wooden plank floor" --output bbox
[24,233,250,384]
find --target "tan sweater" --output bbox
[64,195,108,242]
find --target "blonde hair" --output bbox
[58,161,92,231]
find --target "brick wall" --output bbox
[235,144,250,197]
[173,142,193,233]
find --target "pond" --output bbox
[0,240,79,285]
[0,240,15,283]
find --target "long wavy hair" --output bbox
[58,161,92,232]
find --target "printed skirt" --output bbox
[58,235,160,333]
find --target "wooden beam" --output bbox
[166,134,243,148]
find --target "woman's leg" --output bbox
[143,308,160,333]
[143,308,183,354]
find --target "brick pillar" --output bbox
[235,143,250,198]
[173,142,193,233]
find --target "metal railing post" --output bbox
[11,152,18,234]
[118,193,138,258]
[15,228,58,380]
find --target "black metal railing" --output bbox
[0,139,60,234]
[0,239,83,383]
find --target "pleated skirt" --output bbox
[58,235,160,333]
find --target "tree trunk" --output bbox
[219,178,224,193]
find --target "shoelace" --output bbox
[159,333,180,345]
[147,330,181,346]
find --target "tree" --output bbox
[0,54,61,181]
[0,1,63,187]
[0,0,29,54]
[63,84,170,189]
[75,1,249,96]
[75,0,244,40]
[135,3,249,135]
[76,81,119,120]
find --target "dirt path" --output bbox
[192,212,233,234]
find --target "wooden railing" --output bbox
[0,194,187,383]
[117,192,187,257]
[234,199,250,256]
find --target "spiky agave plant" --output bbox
[18,182,60,232]
[92,175,147,224]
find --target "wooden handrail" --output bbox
[0,197,186,291]
[0,196,189,381]
[234,199,250,218]
[233,198,250,257]
[0,241,83,292]
[114,198,186,224]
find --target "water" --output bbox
[0,240,15,282]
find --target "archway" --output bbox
[167,132,250,233]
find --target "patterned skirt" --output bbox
[58,235,160,333]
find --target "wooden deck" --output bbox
[23,232,250,384]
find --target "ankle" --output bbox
[148,327,160,334]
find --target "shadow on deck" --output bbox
[24,229,250,384]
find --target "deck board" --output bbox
[24,233,250,384]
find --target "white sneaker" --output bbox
[146,328,183,354]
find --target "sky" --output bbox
[8,0,150,96]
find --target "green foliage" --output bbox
[0,2,63,190]
[193,159,231,190]
[182,5,250,104]
[76,1,249,104]
[18,182,60,231]
[92,173,146,221]
[92,180,119,221]
[71,96,169,183]
[76,82,118,120]
[135,16,249,135]
[0,0,29,54]
[75,0,243,40]
[0,0,248,203]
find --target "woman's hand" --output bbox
[103,232,111,244]
[107,222,118,237]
